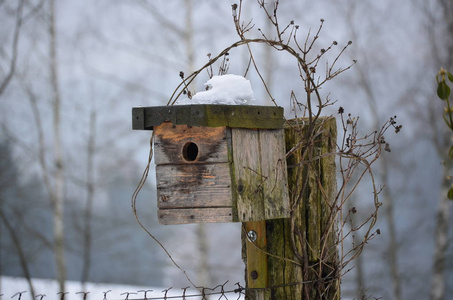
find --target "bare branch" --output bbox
[0,0,24,98]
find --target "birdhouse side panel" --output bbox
[154,123,230,165]
[232,128,290,222]
[258,129,290,220]
[156,163,233,209]
[231,129,265,221]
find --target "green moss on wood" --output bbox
[243,117,339,300]
[132,105,285,130]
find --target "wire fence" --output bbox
[1,276,339,300]
[0,281,245,300]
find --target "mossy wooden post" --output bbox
[243,117,339,300]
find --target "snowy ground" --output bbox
[0,277,243,300]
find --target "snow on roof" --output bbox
[175,74,255,105]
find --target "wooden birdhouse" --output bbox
[132,104,289,225]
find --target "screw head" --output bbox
[250,270,258,280]
[247,230,257,242]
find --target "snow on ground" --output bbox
[0,276,241,300]
[175,74,255,105]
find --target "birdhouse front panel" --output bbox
[153,122,235,225]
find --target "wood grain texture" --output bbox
[242,117,339,299]
[156,163,233,208]
[259,129,290,220]
[232,128,289,222]
[232,129,264,221]
[153,122,288,224]
[154,123,229,165]
[158,207,233,225]
[131,105,285,130]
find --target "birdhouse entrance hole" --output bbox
[183,142,199,161]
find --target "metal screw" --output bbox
[247,230,257,242]
[251,270,259,280]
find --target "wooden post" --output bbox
[243,117,339,300]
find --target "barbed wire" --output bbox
[6,277,343,300]
[1,277,338,300]
[0,281,245,300]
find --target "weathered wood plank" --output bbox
[259,129,290,220]
[158,207,233,225]
[286,118,337,263]
[232,128,289,222]
[318,118,338,283]
[245,221,268,288]
[132,105,285,130]
[156,163,233,208]
[154,123,230,165]
[232,128,264,221]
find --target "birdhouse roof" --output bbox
[132,104,285,130]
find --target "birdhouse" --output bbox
[132,104,289,225]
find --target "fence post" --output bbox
[243,117,339,300]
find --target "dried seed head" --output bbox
[333,41,338,45]
[232,4,238,17]
[179,71,184,79]
[348,41,353,45]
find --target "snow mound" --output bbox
[176,74,255,105]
